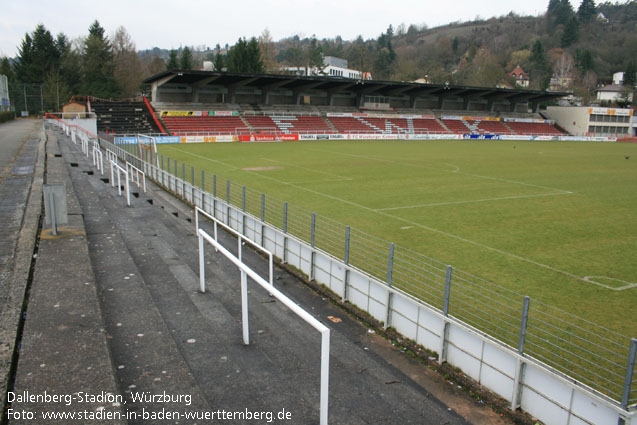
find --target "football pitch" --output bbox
[157,139,637,339]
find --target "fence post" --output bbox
[201,170,205,209]
[384,243,395,329]
[260,194,265,247]
[198,233,206,293]
[226,180,231,226]
[173,159,177,191]
[181,162,186,197]
[191,166,195,203]
[618,338,637,425]
[310,212,316,280]
[242,186,247,235]
[161,155,165,187]
[342,226,350,301]
[511,296,530,410]
[283,202,288,264]
[438,265,453,363]
[213,174,217,218]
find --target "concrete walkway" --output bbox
[5,123,512,424]
[0,119,45,420]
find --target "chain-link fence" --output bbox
[114,139,636,407]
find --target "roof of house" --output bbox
[596,84,626,93]
[510,65,529,80]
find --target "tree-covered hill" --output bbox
[2,0,635,110]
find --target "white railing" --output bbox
[197,227,330,425]
[194,207,273,290]
[80,133,89,156]
[110,159,130,206]
[92,145,104,175]
[125,161,146,193]
[106,149,118,165]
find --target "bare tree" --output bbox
[112,26,144,98]
[258,28,279,73]
[553,51,575,89]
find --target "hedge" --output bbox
[0,111,15,123]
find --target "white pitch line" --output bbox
[375,192,572,211]
[163,146,627,291]
[289,178,353,185]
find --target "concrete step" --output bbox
[9,132,125,424]
[63,142,214,423]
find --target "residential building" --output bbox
[510,65,530,88]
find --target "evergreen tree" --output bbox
[227,38,248,72]
[14,25,60,83]
[167,50,179,71]
[561,16,579,47]
[180,46,193,70]
[624,62,636,87]
[547,0,561,15]
[452,38,459,55]
[373,26,397,80]
[307,37,324,75]
[529,40,551,90]
[245,37,265,73]
[576,49,594,74]
[227,37,264,73]
[557,0,575,24]
[531,40,547,66]
[58,38,82,96]
[0,57,15,82]
[547,0,575,27]
[577,0,597,22]
[213,51,225,72]
[82,20,119,98]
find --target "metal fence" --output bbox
[113,137,636,409]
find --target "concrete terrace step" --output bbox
[61,139,213,423]
[10,132,124,424]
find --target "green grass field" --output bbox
[150,138,637,399]
[157,139,637,339]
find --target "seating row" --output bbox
[92,101,161,134]
[158,114,566,137]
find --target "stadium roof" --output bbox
[144,70,569,104]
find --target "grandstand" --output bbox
[153,112,568,137]
[162,114,248,136]
[88,99,162,134]
[133,70,571,138]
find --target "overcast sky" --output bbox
[1,0,594,57]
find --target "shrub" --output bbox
[0,111,15,123]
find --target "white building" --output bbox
[613,72,624,85]
[282,56,371,80]
[546,106,633,137]
[596,85,633,103]
[0,75,10,112]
